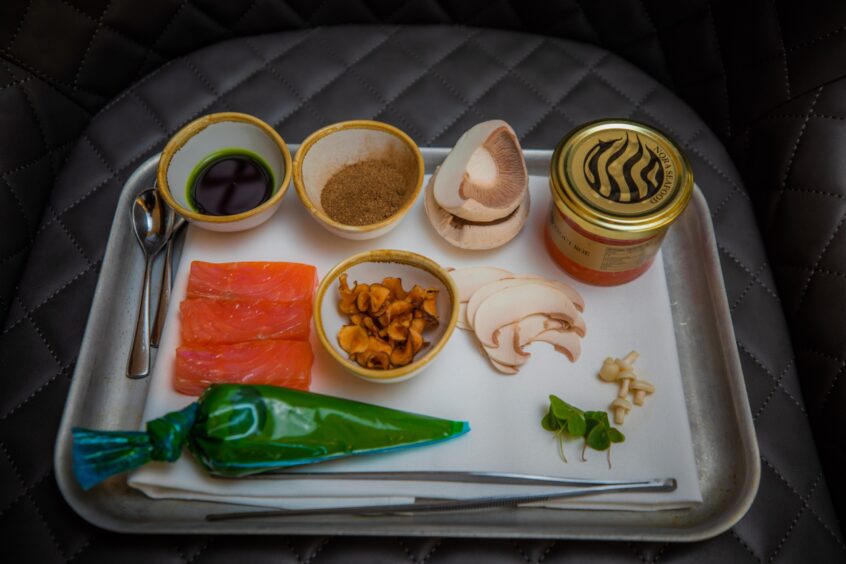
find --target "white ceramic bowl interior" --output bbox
[167,121,286,209]
[319,259,455,383]
[299,128,419,239]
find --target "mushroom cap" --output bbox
[611,397,633,411]
[424,170,530,250]
[433,120,528,222]
[631,380,655,393]
[617,369,637,381]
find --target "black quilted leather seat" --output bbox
[2,1,846,562]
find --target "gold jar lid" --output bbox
[550,119,693,240]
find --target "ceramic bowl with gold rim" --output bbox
[315,250,459,384]
[157,112,293,232]
[293,120,424,240]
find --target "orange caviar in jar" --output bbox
[546,120,693,286]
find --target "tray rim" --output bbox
[54,148,760,541]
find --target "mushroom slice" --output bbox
[521,276,585,313]
[354,284,370,312]
[408,327,425,355]
[381,277,408,300]
[449,266,514,302]
[368,284,391,316]
[422,290,439,321]
[390,337,415,367]
[386,319,409,342]
[424,172,530,251]
[483,314,562,367]
[337,325,369,355]
[489,357,519,375]
[360,351,390,370]
[407,285,428,306]
[465,277,585,330]
[385,299,413,322]
[473,282,582,348]
[432,120,528,222]
[466,278,531,330]
[483,323,529,368]
[531,329,581,362]
[448,266,513,329]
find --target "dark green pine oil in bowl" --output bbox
[186,149,276,216]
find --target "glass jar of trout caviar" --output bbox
[546,119,693,286]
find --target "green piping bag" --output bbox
[72,384,469,490]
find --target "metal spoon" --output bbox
[127,188,173,378]
[150,214,186,347]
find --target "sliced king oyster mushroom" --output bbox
[433,120,528,222]
[448,266,513,329]
[424,170,530,250]
[466,277,586,335]
[483,314,566,367]
[473,282,583,347]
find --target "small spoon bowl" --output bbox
[132,189,172,254]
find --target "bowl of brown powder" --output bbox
[293,120,424,239]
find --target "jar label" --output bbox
[548,209,664,272]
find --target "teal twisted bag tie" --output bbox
[72,403,198,490]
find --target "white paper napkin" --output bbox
[129,176,703,511]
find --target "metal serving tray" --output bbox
[55,149,759,541]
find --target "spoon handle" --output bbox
[128,256,154,378]
[150,240,174,348]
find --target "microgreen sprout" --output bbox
[541,395,625,468]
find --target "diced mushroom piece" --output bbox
[599,357,620,382]
[611,397,632,425]
[369,284,391,315]
[617,370,637,398]
[381,277,407,300]
[337,325,369,355]
[631,380,654,406]
[410,317,426,335]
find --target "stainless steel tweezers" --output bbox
[205,474,676,521]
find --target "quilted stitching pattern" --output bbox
[1,25,845,562]
[2,0,846,320]
[737,76,846,532]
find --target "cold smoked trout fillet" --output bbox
[174,340,313,396]
[180,298,311,345]
[186,261,317,304]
